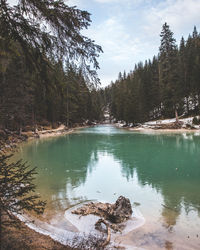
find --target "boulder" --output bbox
[72,196,132,224]
[107,196,132,223]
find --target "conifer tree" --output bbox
[0,154,46,248]
[0,1,104,131]
[103,24,200,124]
[159,22,180,119]
[178,37,189,114]
[0,0,102,83]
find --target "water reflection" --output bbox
[17,125,200,243]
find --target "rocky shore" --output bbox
[0,129,28,154]
[0,124,81,154]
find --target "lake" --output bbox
[16,125,200,249]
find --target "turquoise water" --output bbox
[17,125,200,249]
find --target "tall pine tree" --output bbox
[159,23,180,119]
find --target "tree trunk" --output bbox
[19,123,22,136]
[67,86,69,128]
[175,109,179,123]
[186,97,190,116]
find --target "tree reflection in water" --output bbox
[16,125,200,248]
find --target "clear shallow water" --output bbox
[16,125,200,249]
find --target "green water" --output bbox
[17,125,200,249]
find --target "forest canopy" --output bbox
[0,0,102,82]
[0,0,103,131]
[103,23,200,124]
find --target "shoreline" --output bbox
[115,123,200,134]
[2,121,199,154]
[115,117,200,134]
[26,124,94,140]
[2,216,73,250]
[127,127,200,133]
[0,124,90,154]
[16,197,146,250]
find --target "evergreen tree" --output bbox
[159,23,180,119]
[0,0,102,83]
[0,1,103,131]
[178,37,189,114]
[0,154,46,247]
[103,24,200,124]
[192,26,200,111]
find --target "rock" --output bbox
[133,202,141,207]
[107,196,132,223]
[72,196,132,224]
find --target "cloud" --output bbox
[95,0,128,3]
[8,0,17,5]
[66,0,81,6]
[97,17,142,61]
[94,0,145,4]
[144,0,200,40]
[95,0,118,2]
[90,0,200,86]
[83,16,145,86]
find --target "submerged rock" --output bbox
[107,196,132,223]
[72,196,132,224]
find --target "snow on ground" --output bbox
[144,117,196,125]
[116,116,200,129]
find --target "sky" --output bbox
[68,0,200,87]
[8,0,200,87]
